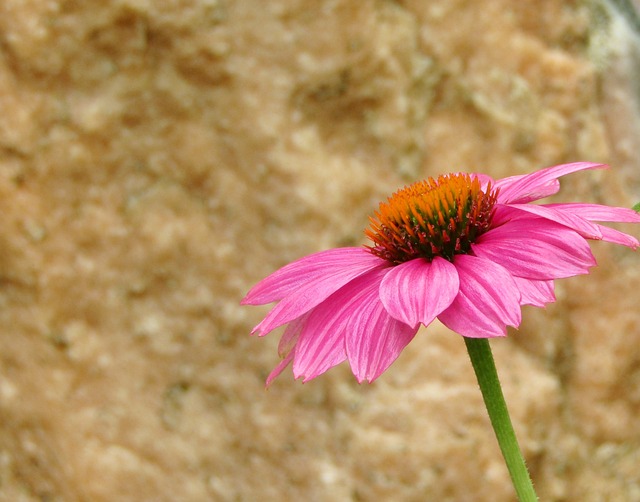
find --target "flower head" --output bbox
[242,162,640,385]
[366,173,498,263]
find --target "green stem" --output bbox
[464,337,538,502]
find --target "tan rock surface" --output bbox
[0,1,638,500]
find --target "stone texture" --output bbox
[0,0,638,500]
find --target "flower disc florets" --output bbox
[366,173,498,264]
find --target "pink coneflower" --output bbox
[242,162,640,385]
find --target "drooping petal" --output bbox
[379,257,459,328]
[277,314,308,357]
[438,255,522,338]
[291,268,387,382]
[342,272,418,383]
[292,322,347,383]
[513,277,556,307]
[264,315,309,386]
[266,350,295,388]
[544,202,640,222]
[472,217,596,280]
[545,203,640,249]
[597,225,640,249]
[347,318,416,383]
[249,249,387,336]
[502,203,602,239]
[241,247,385,305]
[495,162,607,204]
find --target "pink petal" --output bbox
[291,269,388,382]
[379,257,459,328]
[596,225,639,249]
[544,202,640,223]
[489,203,534,227]
[266,350,295,388]
[513,277,556,307]
[343,273,418,383]
[347,317,416,384]
[249,249,387,336]
[495,175,559,204]
[503,203,602,239]
[264,314,311,386]
[544,203,640,249]
[292,327,347,384]
[438,255,522,338]
[472,217,596,280]
[495,162,607,204]
[277,314,308,357]
[241,247,385,305]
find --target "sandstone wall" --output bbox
[0,1,639,501]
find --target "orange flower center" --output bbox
[365,173,498,264]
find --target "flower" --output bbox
[241,162,640,385]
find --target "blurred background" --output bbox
[1,1,639,500]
